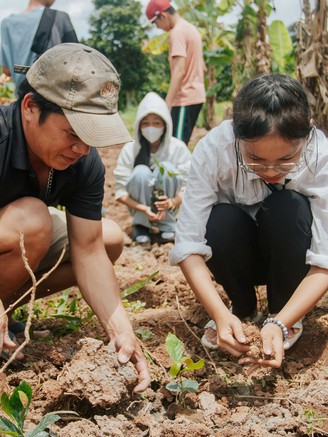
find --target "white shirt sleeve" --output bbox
[113,142,136,200]
[169,130,221,265]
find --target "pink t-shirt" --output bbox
[169,17,206,107]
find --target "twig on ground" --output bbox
[0,244,66,320]
[175,296,218,373]
[0,234,66,373]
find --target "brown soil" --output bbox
[2,130,328,437]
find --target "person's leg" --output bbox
[126,165,154,230]
[257,190,312,314]
[205,203,265,319]
[153,161,183,233]
[4,207,124,306]
[171,103,203,146]
[0,197,53,301]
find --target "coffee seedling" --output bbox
[0,380,77,436]
[165,333,204,403]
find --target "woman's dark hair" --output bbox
[17,77,64,124]
[232,74,312,141]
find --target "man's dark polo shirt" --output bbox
[0,101,105,220]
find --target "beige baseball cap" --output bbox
[26,43,131,147]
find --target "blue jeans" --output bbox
[126,162,183,232]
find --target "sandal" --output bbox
[283,319,303,350]
[201,320,219,349]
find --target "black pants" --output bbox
[205,191,312,318]
[171,103,203,146]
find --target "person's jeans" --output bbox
[205,190,313,318]
[126,162,183,232]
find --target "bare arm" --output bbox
[166,56,186,109]
[67,213,150,392]
[180,254,251,356]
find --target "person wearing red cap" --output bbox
[145,0,206,146]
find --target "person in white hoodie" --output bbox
[114,92,191,244]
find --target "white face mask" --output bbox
[141,126,164,144]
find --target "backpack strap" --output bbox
[31,8,57,56]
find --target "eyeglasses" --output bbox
[239,158,305,174]
[236,134,311,175]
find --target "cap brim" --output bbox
[62,109,131,148]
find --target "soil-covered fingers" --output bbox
[216,320,251,357]
[260,325,284,367]
[113,335,151,393]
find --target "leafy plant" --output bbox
[136,329,153,341]
[165,333,204,404]
[0,380,77,436]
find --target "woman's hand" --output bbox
[144,206,165,222]
[238,323,284,371]
[155,195,175,212]
[213,313,251,357]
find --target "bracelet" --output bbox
[263,317,289,340]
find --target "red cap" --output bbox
[146,0,172,22]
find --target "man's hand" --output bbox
[0,300,18,355]
[111,332,151,393]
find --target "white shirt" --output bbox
[169,120,328,269]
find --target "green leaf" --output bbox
[269,20,293,72]
[0,416,21,436]
[169,362,182,377]
[166,382,181,393]
[165,333,184,363]
[135,329,153,341]
[26,414,61,436]
[183,358,205,371]
[10,381,32,428]
[181,379,199,393]
[1,392,14,422]
[120,271,159,298]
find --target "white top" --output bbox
[114,92,191,200]
[169,120,328,269]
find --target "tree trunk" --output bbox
[296,0,328,130]
[254,0,272,75]
[205,65,216,130]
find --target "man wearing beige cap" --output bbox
[0,43,150,393]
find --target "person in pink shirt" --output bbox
[145,0,206,146]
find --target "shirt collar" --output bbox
[11,101,30,171]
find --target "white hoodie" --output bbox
[114,92,191,200]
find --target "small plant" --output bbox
[136,329,153,341]
[0,380,77,436]
[165,333,204,404]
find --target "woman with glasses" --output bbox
[169,74,328,369]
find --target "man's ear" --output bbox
[21,93,39,121]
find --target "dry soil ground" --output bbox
[1,129,328,437]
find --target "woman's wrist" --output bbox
[263,317,289,340]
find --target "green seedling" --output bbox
[136,329,153,341]
[121,271,158,299]
[0,380,78,436]
[165,333,204,404]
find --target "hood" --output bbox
[133,92,172,150]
